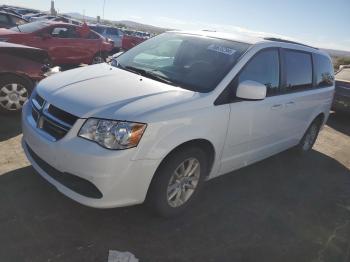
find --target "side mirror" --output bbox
[236,80,267,100]
[109,51,124,64]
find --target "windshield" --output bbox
[10,21,48,33]
[114,32,250,92]
[336,68,350,82]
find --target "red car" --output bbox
[121,33,146,51]
[0,21,113,66]
[0,42,59,113]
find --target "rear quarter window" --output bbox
[314,54,334,87]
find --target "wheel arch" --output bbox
[0,72,34,89]
[314,112,326,125]
[150,138,216,180]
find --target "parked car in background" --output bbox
[89,24,123,51]
[23,12,47,21]
[0,6,22,16]
[333,68,350,113]
[0,21,114,66]
[0,42,59,114]
[29,14,82,25]
[22,31,334,217]
[1,6,40,16]
[135,31,151,39]
[30,15,57,22]
[121,31,146,50]
[0,11,28,28]
[51,16,82,25]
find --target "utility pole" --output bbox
[102,0,106,21]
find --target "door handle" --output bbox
[271,104,283,110]
[286,101,295,106]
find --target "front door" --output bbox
[219,48,288,175]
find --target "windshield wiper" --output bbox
[16,24,21,32]
[124,66,178,86]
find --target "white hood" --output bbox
[37,64,200,121]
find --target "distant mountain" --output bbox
[320,48,350,58]
[64,12,170,34]
[64,12,96,21]
[117,20,170,34]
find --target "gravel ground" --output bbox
[0,112,349,262]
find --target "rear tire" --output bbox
[295,118,322,153]
[146,146,209,217]
[0,75,33,114]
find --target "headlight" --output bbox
[78,118,147,150]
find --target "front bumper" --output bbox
[21,101,160,208]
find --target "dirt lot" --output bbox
[0,112,349,262]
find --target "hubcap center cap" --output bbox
[9,92,20,102]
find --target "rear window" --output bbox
[0,14,9,23]
[314,54,334,87]
[284,50,313,91]
[10,21,48,33]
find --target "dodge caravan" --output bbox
[21,31,335,216]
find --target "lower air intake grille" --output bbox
[26,143,103,199]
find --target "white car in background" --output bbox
[22,31,334,217]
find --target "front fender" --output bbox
[134,104,230,176]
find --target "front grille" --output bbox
[31,108,39,122]
[42,118,68,140]
[34,93,45,107]
[48,104,77,126]
[31,94,78,141]
[26,143,103,199]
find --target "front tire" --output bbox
[0,75,33,114]
[147,146,209,217]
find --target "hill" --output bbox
[64,12,170,34]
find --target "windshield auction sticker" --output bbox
[207,44,236,55]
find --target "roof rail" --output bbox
[264,37,318,50]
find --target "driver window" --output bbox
[51,27,79,39]
[239,49,280,96]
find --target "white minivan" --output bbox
[22,31,335,216]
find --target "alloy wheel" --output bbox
[0,83,28,111]
[92,55,104,64]
[166,158,201,208]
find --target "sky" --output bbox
[3,0,350,51]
